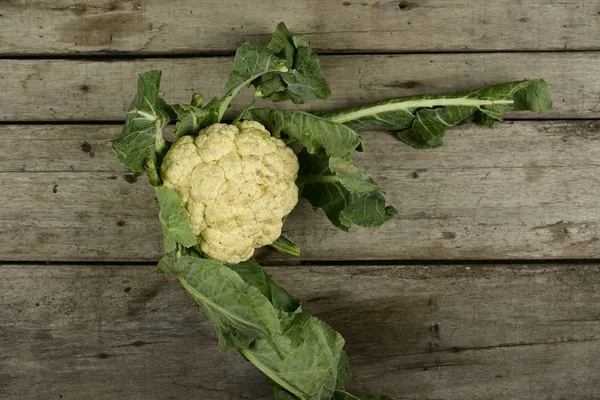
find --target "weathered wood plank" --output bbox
[2,121,600,262]
[2,263,600,399]
[0,1,598,54]
[0,53,597,121]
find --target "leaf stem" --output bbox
[269,236,301,257]
[155,123,167,154]
[329,98,514,124]
[334,390,360,399]
[132,109,157,121]
[218,70,284,121]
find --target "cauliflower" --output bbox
[161,121,299,263]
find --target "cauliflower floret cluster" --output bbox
[161,121,299,263]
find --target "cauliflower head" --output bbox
[161,121,299,263]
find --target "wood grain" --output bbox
[0,52,597,122]
[2,263,600,399]
[0,1,599,54]
[2,121,600,262]
[2,2,598,399]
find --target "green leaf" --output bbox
[329,157,381,193]
[160,255,348,399]
[478,78,553,113]
[297,150,397,231]
[112,70,174,172]
[335,351,354,390]
[219,22,330,119]
[219,42,289,119]
[154,186,197,253]
[319,79,552,148]
[257,74,289,101]
[256,22,331,104]
[340,193,398,229]
[157,255,286,354]
[269,236,301,258]
[241,311,346,400]
[272,386,297,400]
[245,108,362,158]
[226,259,301,313]
[264,22,296,66]
[224,42,288,96]
[171,103,219,138]
[272,363,388,400]
[171,104,201,138]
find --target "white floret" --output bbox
[161,121,299,263]
[161,135,202,189]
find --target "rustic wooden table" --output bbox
[2,1,600,399]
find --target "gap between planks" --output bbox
[4,48,600,60]
[3,259,600,268]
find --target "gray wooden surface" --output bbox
[1,53,598,121]
[3,263,600,400]
[2,121,600,262]
[1,1,598,54]
[1,0,600,399]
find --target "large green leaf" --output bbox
[224,42,288,96]
[297,150,397,231]
[112,70,174,172]
[319,79,552,148]
[217,41,290,120]
[157,256,285,353]
[334,351,354,390]
[256,22,331,104]
[154,186,197,253]
[219,22,330,120]
[160,255,350,399]
[269,350,351,400]
[245,108,362,158]
[226,260,301,313]
[241,311,346,400]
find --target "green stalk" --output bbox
[269,236,301,257]
[328,98,514,124]
[217,66,289,121]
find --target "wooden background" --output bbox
[2,1,600,399]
